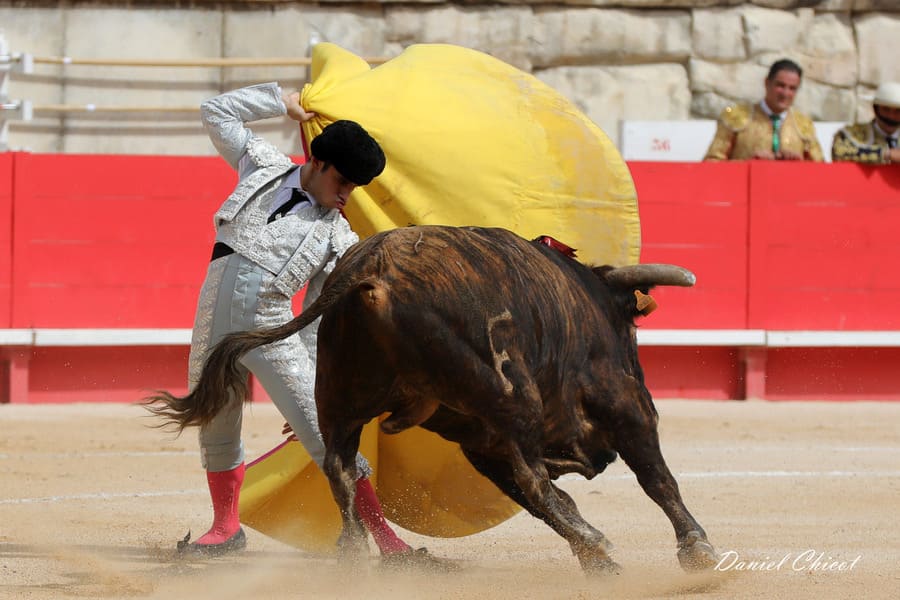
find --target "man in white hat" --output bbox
[832,82,900,164]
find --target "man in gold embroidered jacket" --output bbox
[704,59,823,162]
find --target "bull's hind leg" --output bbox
[321,423,369,565]
[613,384,719,571]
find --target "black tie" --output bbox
[267,188,308,224]
[889,137,897,149]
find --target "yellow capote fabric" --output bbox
[239,42,640,553]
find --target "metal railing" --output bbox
[0,33,390,149]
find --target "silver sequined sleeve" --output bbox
[200,83,287,171]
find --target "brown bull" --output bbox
[151,225,718,574]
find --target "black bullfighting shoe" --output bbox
[175,528,247,558]
[380,547,461,572]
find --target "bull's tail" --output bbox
[142,272,357,434]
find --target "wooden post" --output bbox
[740,347,767,401]
[0,347,30,403]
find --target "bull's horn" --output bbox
[605,264,696,288]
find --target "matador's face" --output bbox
[305,158,357,211]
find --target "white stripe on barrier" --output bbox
[636,329,766,346]
[31,328,193,346]
[766,330,900,348]
[2,329,900,347]
[0,329,33,344]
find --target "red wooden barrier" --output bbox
[0,153,13,327]
[630,161,750,329]
[11,153,235,328]
[765,347,900,401]
[2,153,899,403]
[747,162,900,330]
[27,346,190,404]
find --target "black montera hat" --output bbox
[310,120,386,186]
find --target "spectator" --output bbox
[704,59,823,162]
[832,82,900,164]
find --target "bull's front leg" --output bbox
[322,444,368,565]
[628,455,719,571]
[552,484,618,573]
[615,388,719,571]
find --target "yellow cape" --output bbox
[239,43,640,553]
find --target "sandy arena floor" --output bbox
[1,399,898,599]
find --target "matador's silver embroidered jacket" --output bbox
[202,82,359,297]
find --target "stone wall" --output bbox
[1,1,898,154]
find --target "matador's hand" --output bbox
[282,91,315,123]
[282,421,298,442]
[888,147,900,164]
[777,149,803,161]
[752,149,776,160]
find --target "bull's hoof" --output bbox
[381,547,461,573]
[335,531,370,567]
[677,531,720,572]
[583,557,622,576]
[576,544,620,575]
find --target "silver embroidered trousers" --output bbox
[188,253,371,476]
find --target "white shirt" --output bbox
[268,164,317,221]
[759,100,787,127]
